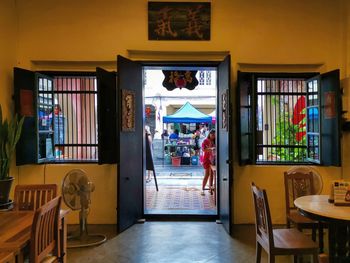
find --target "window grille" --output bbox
[256,78,307,163]
[205,71,211,85]
[199,71,205,85]
[53,76,98,161]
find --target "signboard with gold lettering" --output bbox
[122,89,135,132]
[148,2,210,40]
[162,70,198,90]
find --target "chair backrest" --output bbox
[284,171,314,215]
[251,183,274,249]
[30,196,61,263]
[14,184,57,211]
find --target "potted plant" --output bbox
[0,104,24,205]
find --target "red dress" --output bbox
[202,138,214,169]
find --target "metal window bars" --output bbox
[53,76,98,162]
[256,78,307,164]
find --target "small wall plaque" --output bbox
[122,89,135,132]
[221,89,228,130]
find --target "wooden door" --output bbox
[217,55,232,234]
[117,56,143,233]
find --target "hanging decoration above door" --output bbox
[162,70,199,91]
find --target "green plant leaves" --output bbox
[0,105,24,180]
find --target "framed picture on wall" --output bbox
[148,2,211,40]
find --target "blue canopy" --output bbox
[163,102,212,123]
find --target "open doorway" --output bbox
[116,55,231,233]
[143,66,217,215]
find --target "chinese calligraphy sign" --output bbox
[162,70,199,90]
[122,89,135,132]
[221,90,228,130]
[148,2,210,40]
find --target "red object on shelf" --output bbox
[171,156,181,166]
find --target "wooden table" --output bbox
[0,210,69,263]
[294,195,350,262]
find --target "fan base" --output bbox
[67,234,107,248]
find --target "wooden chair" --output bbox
[30,196,61,263]
[14,184,57,211]
[251,182,319,263]
[284,171,324,252]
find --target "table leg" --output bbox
[319,222,324,253]
[328,223,350,263]
[336,225,347,259]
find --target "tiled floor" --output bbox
[145,186,216,215]
[67,223,316,263]
[145,165,216,215]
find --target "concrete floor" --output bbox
[66,223,313,263]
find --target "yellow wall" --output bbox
[0,0,17,115]
[17,164,117,224]
[345,0,350,77]
[2,0,349,224]
[0,0,19,190]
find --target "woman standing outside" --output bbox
[201,129,215,195]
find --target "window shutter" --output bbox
[305,76,321,164]
[237,71,254,165]
[320,69,341,166]
[14,67,37,165]
[96,67,118,164]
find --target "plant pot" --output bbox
[0,177,14,204]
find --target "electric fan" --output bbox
[62,169,107,248]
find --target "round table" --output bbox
[295,195,350,262]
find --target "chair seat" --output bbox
[273,228,318,253]
[288,211,317,225]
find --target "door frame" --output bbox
[140,60,231,221]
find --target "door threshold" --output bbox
[144,214,218,221]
